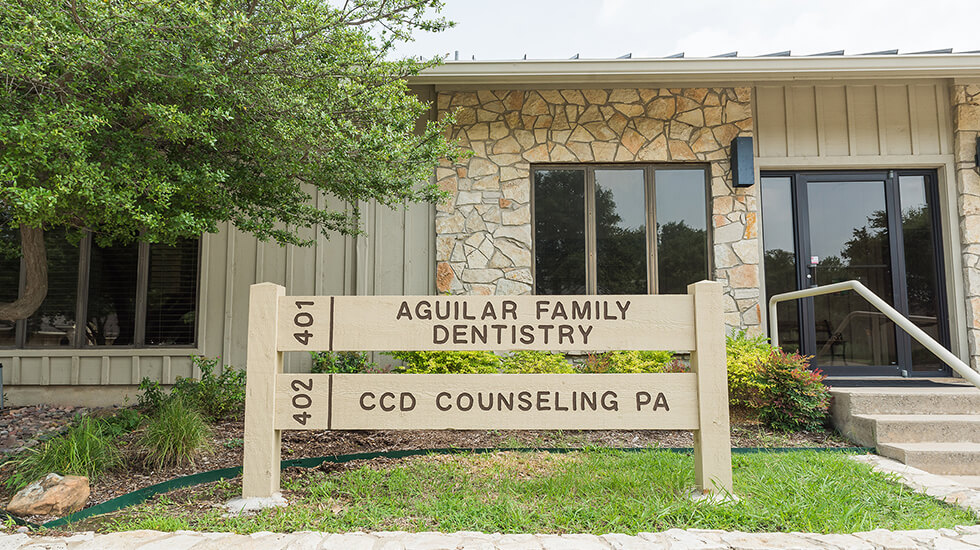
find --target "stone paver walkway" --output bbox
[3,526,980,549]
[851,454,980,516]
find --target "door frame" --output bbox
[761,169,951,377]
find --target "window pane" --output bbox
[595,169,647,294]
[0,225,19,346]
[534,169,586,294]
[145,239,198,346]
[26,230,79,347]
[656,169,708,294]
[86,241,139,346]
[761,176,800,353]
[899,175,944,371]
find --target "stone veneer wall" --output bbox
[951,83,980,372]
[434,87,762,332]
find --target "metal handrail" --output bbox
[768,280,980,389]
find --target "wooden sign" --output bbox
[274,373,698,431]
[276,295,697,352]
[243,281,732,501]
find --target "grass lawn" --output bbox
[89,449,976,535]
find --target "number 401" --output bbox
[293,301,314,345]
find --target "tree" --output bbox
[0,0,459,320]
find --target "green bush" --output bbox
[138,356,245,421]
[744,350,831,431]
[500,351,575,374]
[4,417,121,491]
[387,351,501,374]
[726,330,777,405]
[174,356,245,421]
[100,408,146,439]
[137,377,168,413]
[311,351,377,374]
[576,350,681,373]
[139,397,212,469]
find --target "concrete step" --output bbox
[830,387,980,416]
[877,442,980,475]
[849,414,980,444]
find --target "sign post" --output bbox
[242,280,732,499]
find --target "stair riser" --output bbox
[872,420,980,444]
[877,448,980,475]
[831,392,980,415]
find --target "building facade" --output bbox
[3,53,980,404]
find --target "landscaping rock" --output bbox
[6,473,90,517]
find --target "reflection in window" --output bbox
[4,232,199,348]
[534,170,587,295]
[900,175,943,371]
[26,230,80,347]
[657,170,708,295]
[533,165,708,296]
[145,240,198,346]
[761,176,800,353]
[87,242,139,346]
[595,170,646,294]
[0,226,19,346]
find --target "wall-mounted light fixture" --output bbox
[730,136,755,188]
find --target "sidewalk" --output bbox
[3,526,980,549]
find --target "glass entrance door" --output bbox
[761,171,950,377]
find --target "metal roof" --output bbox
[412,49,980,86]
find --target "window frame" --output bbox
[4,233,201,349]
[531,163,711,295]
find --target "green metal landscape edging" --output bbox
[4,446,873,530]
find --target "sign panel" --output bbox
[274,373,699,431]
[243,281,732,499]
[276,295,696,352]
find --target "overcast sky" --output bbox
[393,0,979,61]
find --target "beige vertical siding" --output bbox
[1,197,436,385]
[755,82,951,160]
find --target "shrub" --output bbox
[387,351,501,374]
[744,350,831,431]
[500,351,575,374]
[311,351,377,374]
[139,397,212,469]
[4,417,121,491]
[575,351,680,373]
[726,330,777,405]
[172,356,246,421]
[136,377,168,413]
[100,408,145,439]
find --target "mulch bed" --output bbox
[0,405,853,526]
[0,405,89,455]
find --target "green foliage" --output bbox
[577,350,682,373]
[0,0,459,258]
[4,417,121,491]
[139,397,212,469]
[387,351,501,374]
[311,351,377,374]
[137,377,168,413]
[499,351,575,374]
[137,356,245,421]
[100,408,146,439]
[726,330,777,405]
[744,351,831,432]
[172,356,246,422]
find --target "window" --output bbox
[533,165,709,295]
[1,230,199,348]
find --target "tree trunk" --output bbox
[0,225,47,321]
